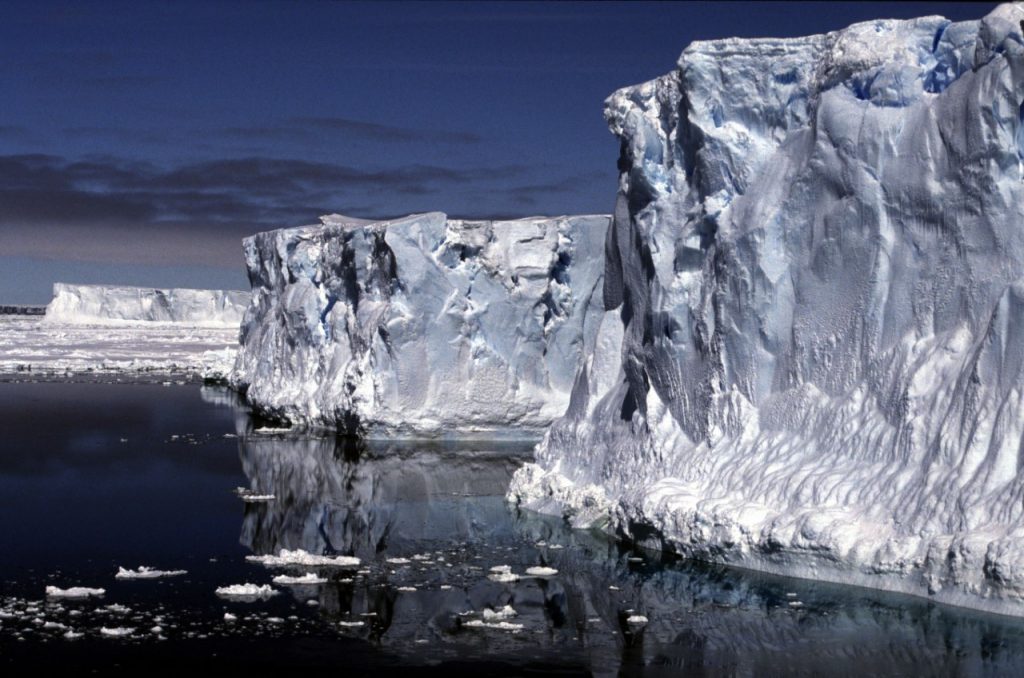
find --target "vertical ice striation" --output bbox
[231,212,609,437]
[511,4,1024,615]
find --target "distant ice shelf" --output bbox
[510,3,1024,617]
[45,282,248,327]
[230,212,611,437]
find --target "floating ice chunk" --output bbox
[214,583,278,599]
[246,549,359,568]
[626,615,648,626]
[525,566,558,577]
[487,566,520,583]
[386,557,411,564]
[396,586,417,592]
[338,621,365,627]
[45,586,105,599]
[43,621,68,630]
[464,620,524,631]
[252,427,292,435]
[100,626,135,637]
[115,566,187,579]
[104,604,130,614]
[150,626,163,634]
[223,613,237,622]
[63,630,84,640]
[482,605,517,622]
[272,573,327,585]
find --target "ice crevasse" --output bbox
[510,4,1024,615]
[230,212,610,437]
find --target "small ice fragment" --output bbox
[306,600,319,606]
[43,621,67,630]
[482,605,517,622]
[788,601,803,607]
[104,604,131,614]
[359,612,377,617]
[45,586,105,599]
[396,586,417,592]
[785,592,798,597]
[338,621,364,627]
[626,615,648,625]
[214,583,278,599]
[63,630,84,640]
[246,549,359,568]
[266,617,284,623]
[272,573,327,585]
[525,566,558,577]
[150,626,163,634]
[489,565,512,573]
[463,620,524,631]
[386,557,411,565]
[440,585,452,590]
[100,626,135,637]
[116,566,187,579]
[609,586,620,591]
[224,613,237,622]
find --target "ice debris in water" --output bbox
[100,627,135,637]
[487,565,520,583]
[223,613,237,622]
[246,549,359,568]
[464,620,524,632]
[272,573,327,585]
[482,605,517,622]
[525,566,558,577]
[45,586,105,599]
[626,615,648,626]
[214,584,279,599]
[386,557,412,565]
[338,621,365,628]
[115,566,187,579]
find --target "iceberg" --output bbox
[511,4,1024,615]
[230,212,609,436]
[45,282,248,327]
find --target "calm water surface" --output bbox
[3,382,1024,676]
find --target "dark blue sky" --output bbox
[0,1,993,303]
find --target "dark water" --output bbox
[4,383,1024,676]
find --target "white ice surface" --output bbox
[0,315,238,379]
[510,3,1024,617]
[214,583,278,599]
[115,566,187,579]
[45,586,105,599]
[245,549,360,568]
[45,283,247,327]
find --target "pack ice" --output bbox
[45,283,248,327]
[231,212,609,436]
[510,4,1024,615]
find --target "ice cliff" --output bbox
[45,283,248,327]
[510,4,1024,615]
[231,212,610,436]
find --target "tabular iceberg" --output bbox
[511,4,1024,615]
[45,283,248,327]
[231,212,609,436]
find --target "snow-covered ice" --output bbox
[45,283,247,327]
[510,3,1024,616]
[214,583,278,599]
[230,212,610,436]
[246,549,360,568]
[45,586,105,599]
[272,573,327,585]
[525,566,558,577]
[115,566,187,579]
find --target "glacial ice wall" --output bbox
[231,212,609,436]
[511,4,1024,615]
[45,283,248,327]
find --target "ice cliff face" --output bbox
[231,212,609,436]
[511,4,1024,615]
[45,283,248,327]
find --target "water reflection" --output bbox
[235,423,1024,677]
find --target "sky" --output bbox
[0,1,994,304]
